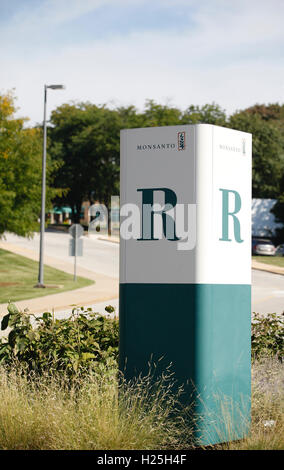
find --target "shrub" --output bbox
[0,303,119,377]
[1,303,283,377]
[251,312,284,361]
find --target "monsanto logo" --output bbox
[178,132,186,151]
[242,138,246,155]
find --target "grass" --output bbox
[0,365,193,450]
[0,248,93,304]
[252,255,284,268]
[221,357,284,450]
[0,358,282,450]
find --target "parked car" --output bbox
[252,238,276,256]
[275,244,284,257]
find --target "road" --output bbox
[252,269,284,315]
[3,231,119,279]
[1,232,284,315]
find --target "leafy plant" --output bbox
[0,91,60,237]
[0,303,119,376]
[251,312,284,361]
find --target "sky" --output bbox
[1,0,284,126]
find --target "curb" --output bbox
[252,260,284,276]
[98,236,119,244]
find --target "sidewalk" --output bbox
[252,259,284,276]
[0,241,118,317]
[97,235,119,244]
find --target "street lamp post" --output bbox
[37,84,65,288]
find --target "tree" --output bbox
[270,169,284,243]
[117,101,227,128]
[239,103,284,240]
[49,103,121,223]
[229,111,284,199]
[0,92,54,237]
[50,98,284,236]
[49,101,229,226]
[241,103,284,124]
[181,103,227,126]
[139,100,182,127]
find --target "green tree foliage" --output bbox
[242,103,284,126]
[49,99,284,236]
[117,101,226,128]
[241,104,284,232]
[0,92,55,237]
[49,100,226,221]
[50,103,121,222]
[1,91,284,239]
[229,110,284,198]
[138,100,182,127]
[270,174,284,242]
[181,102,227,126]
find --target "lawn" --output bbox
[0,248,94,304]
[252,255,284,268]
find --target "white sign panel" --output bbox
[120,124,252,285]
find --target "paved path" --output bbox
[0,233,118,318]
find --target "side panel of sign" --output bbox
[120,125,196,284]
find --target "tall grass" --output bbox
[220,357,284,450]
[0,358,283,450]
[0,364,193,450]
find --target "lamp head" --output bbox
[47,84,65,90]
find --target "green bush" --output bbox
[251,312,284,361]
[0,303,119,376]
[1,303,283,379]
